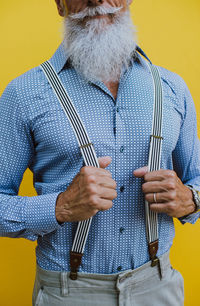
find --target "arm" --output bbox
[172,78,200,223]
[0,81,62,241]
[134,77,200,224]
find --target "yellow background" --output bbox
[0,0,200,305]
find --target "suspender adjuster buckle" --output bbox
[79,142,94,149]
[150,134,163,140]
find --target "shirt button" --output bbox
[116,107,120,112]
[120,186,124,192]
[120,146,124,153]
[119,227,125,233]
[117,266,122,272]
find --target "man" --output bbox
[0,0,200,305]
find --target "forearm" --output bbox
[0,192,62,241]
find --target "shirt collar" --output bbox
[48,41,69,74]
[48,41,143,75]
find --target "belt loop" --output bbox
[60,272,69,296]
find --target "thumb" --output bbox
[133,166,148,178]
[98,156,112,169]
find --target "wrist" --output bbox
[178,186,196,219]
[187,187,197,213]
[185,185,200,214]
[56,192,64,207]
[55,192,66,224]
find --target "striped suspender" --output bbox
[40,49,163,280]
[146,63,163,280]
[40,61,99,280]
[136,46,163,278]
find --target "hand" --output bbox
[56,156,117,223]
[133,167,196,218]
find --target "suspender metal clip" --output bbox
[148,240,162,280]
[69,271,78,281]
[151,256,162,280]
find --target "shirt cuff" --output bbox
[178,210,200,224]
[23,192,64,236]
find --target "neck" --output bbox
[104,81,119,100]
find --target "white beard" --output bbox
[63,10,137,83]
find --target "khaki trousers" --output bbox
[33,251,184,306]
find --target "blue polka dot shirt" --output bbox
[0,42,200,273]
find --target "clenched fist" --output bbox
[56,156,117,223]
[134,166,196,218]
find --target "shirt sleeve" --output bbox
[172,78,200,224]
[0,81,63,241]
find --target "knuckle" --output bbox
[142,183,147,192]
[168,191,176,201]
[113,180,117,189]
[106,170,112,177]
[104,201,113,210]
[80,166,88,175]
[80,166,93,175]
[113,191,118,199]
[166,171,176,179]
[87,184,97,195]
[145,194,151,202]
[89,195,99,207]
[86,175,96,184]
[108,200,114,208]
[167,181,176,190]
[167,202,176,213]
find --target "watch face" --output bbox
[186,185,200,211]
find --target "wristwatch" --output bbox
[186,185,200,213]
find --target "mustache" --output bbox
[68,6,122,20]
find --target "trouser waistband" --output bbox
[36,251,171,292]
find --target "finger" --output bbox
[98,156,112,169]
[80,165,112,178]
[97,199,114,211]
[98,187,117,200]
[145,192,170,203]
[133,166,148,178]
[98,177,117,189]
[149,203,170,214]
[81,156,112,175]
[95,167,113,177]
[144,169,177,182]
[142,181,170,194]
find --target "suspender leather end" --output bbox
[70,251,83,280]
[148,240,158,259]
[148,240,162,280]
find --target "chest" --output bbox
[29,67,182,171]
